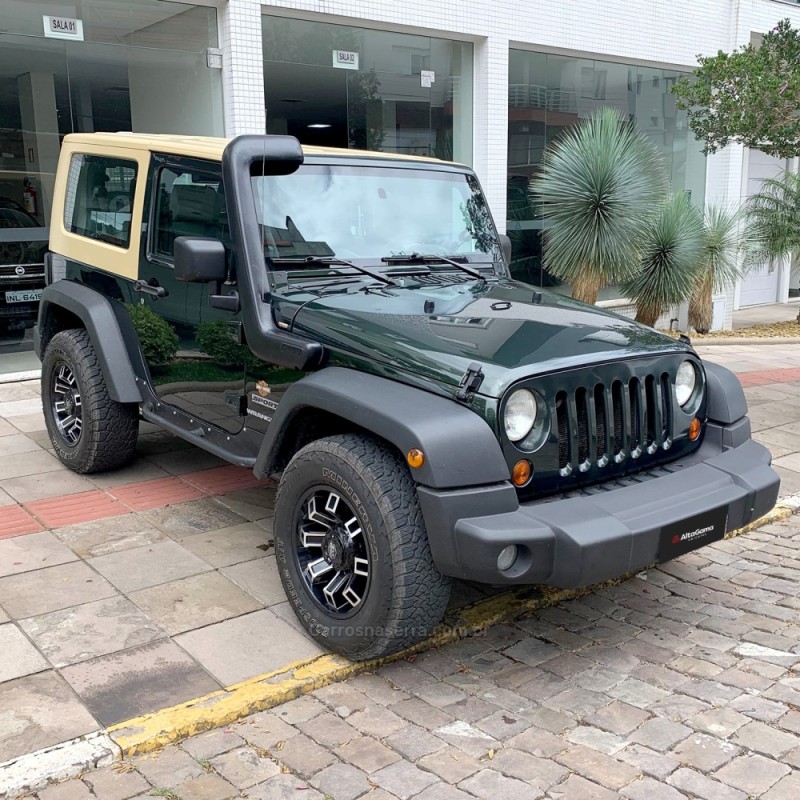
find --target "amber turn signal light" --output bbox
[407,448,425,468]
[689,418,702,441]
[512,459,532,486]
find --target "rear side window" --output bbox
[63,154,137,248]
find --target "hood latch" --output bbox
[456,362,485,403]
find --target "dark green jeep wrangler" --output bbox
[36,132,779,660]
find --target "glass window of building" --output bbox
[262,15,473,165]
[0,0,223,367]
[507,49,706,296]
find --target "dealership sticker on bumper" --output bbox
[5,289,42,303]
[658,505,728,561]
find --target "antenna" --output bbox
[259,106,267,264]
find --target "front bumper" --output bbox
[417,418,780,588]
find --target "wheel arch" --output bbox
[254,368,510,489]
[264,407,366,475]
[35,281,143,404]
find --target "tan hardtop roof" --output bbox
[61,132,461,166]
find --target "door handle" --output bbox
[133,279,167,298]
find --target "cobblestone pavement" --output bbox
[24,510,800,800]
[2,345,800,796]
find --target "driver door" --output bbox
[135,154,245,435]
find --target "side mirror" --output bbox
[498,233,512,267]
[174,237,226,283]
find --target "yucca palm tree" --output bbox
[689,206,745,334]
[745,172,800,321]
[532,107,668,304]
[622,193,705,328]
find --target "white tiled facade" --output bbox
[215,0,800,327]
[220,0,267,136]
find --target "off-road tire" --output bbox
[275,433,451,660]
[42,329,139,473]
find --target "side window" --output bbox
[151,166,226,261]
[64,154,137,248]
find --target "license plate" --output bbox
[658,506,728,561]
[5,289,42,303]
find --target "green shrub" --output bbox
[197,320,263,371]
[125,303,179,367]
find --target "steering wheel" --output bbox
[108,193,131,213]
[400,243,444,256]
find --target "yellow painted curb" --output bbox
[107,585,581,757]
[108,504,796,757]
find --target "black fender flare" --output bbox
[254,368,510,489]
[35,281,143,404]
[703,361,747,425]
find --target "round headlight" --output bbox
[675,360,698,407]
[504,389,537,442]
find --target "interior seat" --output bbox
[169,184,222,241]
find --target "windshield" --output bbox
[252,164,501,264]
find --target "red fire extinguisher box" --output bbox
[23,177,38,217]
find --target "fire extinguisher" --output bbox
[23,178,37,216]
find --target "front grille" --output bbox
[0,264,45,280]
[556,373,673,475]
[594,384,606,461]
[556,392,568,467]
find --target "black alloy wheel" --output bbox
[295,487,371,616]
[274,433,451,660]
[41,329,138,473]
[51,362,83,446]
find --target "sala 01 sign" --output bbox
[43,16,85,41]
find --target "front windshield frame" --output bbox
[251,159,503,270]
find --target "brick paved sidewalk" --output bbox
[694,344,800,497]
[28,510,800,800]
[0,381,330,762]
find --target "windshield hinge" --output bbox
[456,362,484,403]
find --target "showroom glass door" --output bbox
[347,69,432,156]
[0,0,223,374]
[263,15,472,163]
[0,35,68,359]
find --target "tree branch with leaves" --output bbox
[672,19,800,159]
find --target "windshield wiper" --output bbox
[381,253,487,283]
[269,256,399,287]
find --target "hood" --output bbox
[276,277,692,398]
